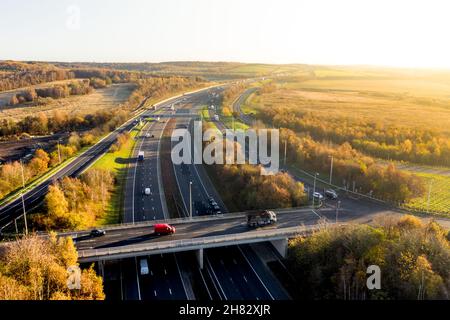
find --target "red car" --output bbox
[154,223,176,235]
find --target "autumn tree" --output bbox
[0,234,104,300]
[287,215,450,300]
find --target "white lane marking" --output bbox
[174,254,189,300]
[243,276,248,283]
[237,246,274,300]
[132,122,156,223]
[205,256,227,300]
[134,257,142,301]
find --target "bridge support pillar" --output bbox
[196,248,204,270]
[271,238,288,258]
[98,260,105,279]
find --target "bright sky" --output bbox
[2,0,450,68]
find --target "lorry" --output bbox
[140,258,149,275]
[138,151,145,161]
[247,210,277,228]
[154,223,176,235]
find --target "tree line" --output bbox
[260,106,450,167]
[0,108,128,137]
[0,61,137,92]
[287,215,450,299]
[0,61,75,92]
[0,234,104,300]
[281,128,425,203]
[9,80,93,106]
[212,163,307,211]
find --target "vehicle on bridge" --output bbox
[247,210,277,228]
[89,229,106,237]
[154,223,176,236]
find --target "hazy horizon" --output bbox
[2,0,450,69]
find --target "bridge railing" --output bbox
[78,225,318,260]
[60,207,314,237]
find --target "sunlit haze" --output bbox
[2,0,450,68]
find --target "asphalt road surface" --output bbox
[123,111,170,223]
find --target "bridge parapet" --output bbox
[78,225,316,263]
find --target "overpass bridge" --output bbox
[65,208,329,266]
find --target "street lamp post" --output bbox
[57,140,62,164]
[312,172,319,208]
[19,159,28,235]
[336,201,341,223]
[189,181,193,220]
[427,180,433,213]
[329,155,334,185]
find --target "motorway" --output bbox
[86,86,436,301]
[171,94,228,218]
[169,92,289,300]
[82,87,291,300]
[103,91,225,301]
[232,87,258,126]
[123,108,171,223]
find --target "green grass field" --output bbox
[404,172,450,216]
[91,124,143,225]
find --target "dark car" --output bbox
[90,229,106,237]
[325,189,338,199]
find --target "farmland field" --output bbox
[0,82,136,121]
[256,77,450,135]
[404,171,450,216]
[246,66,450,215]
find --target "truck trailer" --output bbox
[247,210,277,228]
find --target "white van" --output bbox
[140,258,149,275]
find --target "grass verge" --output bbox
[92,124,144,225]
